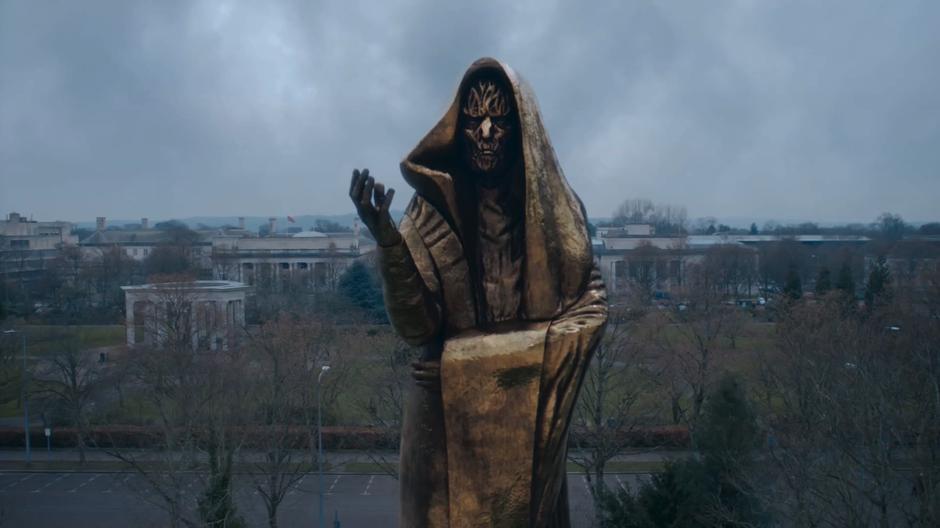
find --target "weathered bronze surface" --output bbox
[349,57,608,528]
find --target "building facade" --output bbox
[210,229,371,290]
[0,211,78,282]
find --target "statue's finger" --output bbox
[360,177,375,208]
[381,189,395,213]
[374,183,386,205]
[350,169,364,199]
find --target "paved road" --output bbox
[0,471,650,527]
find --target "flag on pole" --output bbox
[287,215,296,223]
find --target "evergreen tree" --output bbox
[600,376,766,527]
[783,264,802,300]
[815,266,832,295]
[338,261,387,322]
[749,223,758,235]
[835,259,855,297]
[864,255,892,308]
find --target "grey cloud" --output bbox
[1,0,938,224]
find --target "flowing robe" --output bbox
[377,58,608,528]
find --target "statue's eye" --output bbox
[466,119,481,129]
[494,118,509,128]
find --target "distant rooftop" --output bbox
[292,230,328,238]
[121,280,249,292]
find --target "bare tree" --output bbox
[32,334,104,463]
[755,286,940,527]
[107,279,248,528]
[569,304,652,525]
[703,244,758,297]
[611,198,688,235]
[647,262,736,431]
[360,339,415,478]
[243,313,340,528]
[626,243,662,305]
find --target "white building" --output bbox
[122,280,248,350]
[211,228,372,290]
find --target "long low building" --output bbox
[595,225,871,295]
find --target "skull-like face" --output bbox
[461,78,516,176]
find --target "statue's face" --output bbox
[461,78,516,176]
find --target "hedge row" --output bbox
[0,425,690,450]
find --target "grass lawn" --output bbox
[4,325,125,357]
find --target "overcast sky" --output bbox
[2,1,939,225]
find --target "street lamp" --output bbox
[317,364,331,528]
[3,329,30,464]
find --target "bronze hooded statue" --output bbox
[349,58,608,527]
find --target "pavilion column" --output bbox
[224,300,233,351]
[190,301,199,351]
[145,301,157,346]
[125,298,136,348]
[610,261,617,292]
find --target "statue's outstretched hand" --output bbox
[349,168,400,246]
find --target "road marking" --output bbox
[326,475,341,495]
[288,475,306,496]
[361,475,375,496]
[105,473,132,493]
[68,473,100,493]
[2,473,36,491]
[615,475,626,491]
[31,473,67,493]
[582,476,590,492]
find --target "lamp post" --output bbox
[3,330,30,464]
[317,364,331,528]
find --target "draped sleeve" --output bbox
[376,209,443,346]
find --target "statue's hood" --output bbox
[400,57,593,319]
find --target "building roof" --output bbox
[81,229,210,246]
[292,230,328,238]
[121,280,249,293]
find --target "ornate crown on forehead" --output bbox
[463,80,511,118]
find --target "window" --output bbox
[9,239,28,248]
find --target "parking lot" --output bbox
[0,471,650,527]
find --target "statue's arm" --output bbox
[377,233,442,346]
[349,168,442,346]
